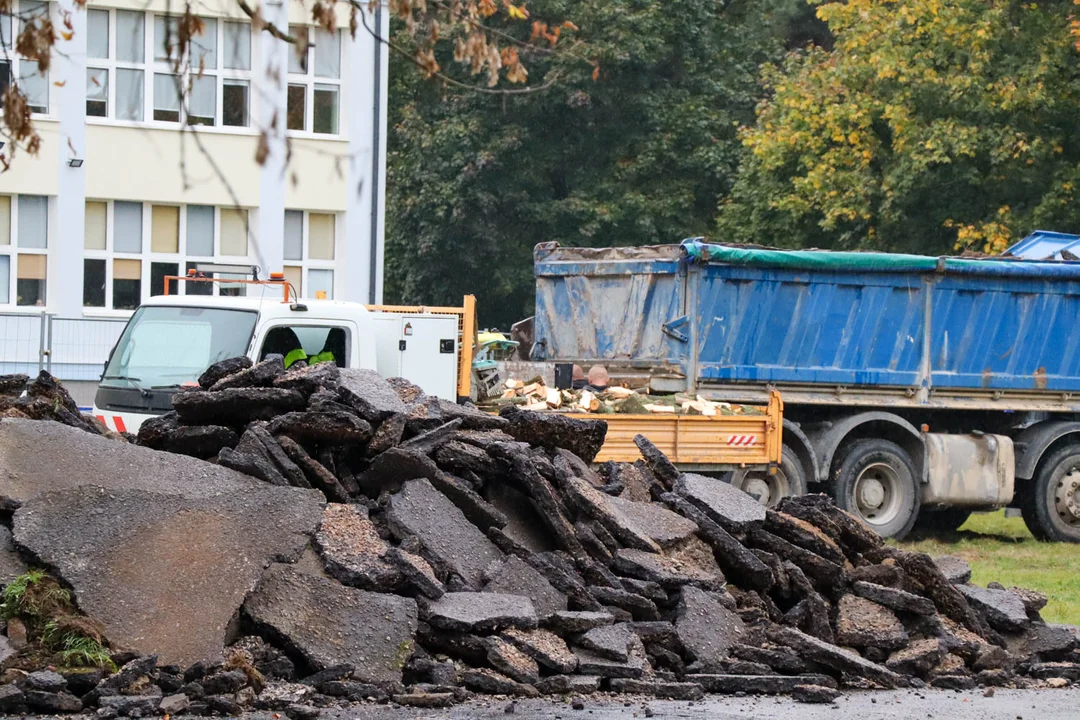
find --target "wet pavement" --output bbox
[296,688,1080,720]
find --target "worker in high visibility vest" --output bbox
[284,347,335,369]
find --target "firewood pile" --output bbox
[489,378,765,416]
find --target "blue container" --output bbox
[532,237,1080,397]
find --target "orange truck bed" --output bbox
[568,391,783,470]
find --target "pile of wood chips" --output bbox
[490,378,764,416]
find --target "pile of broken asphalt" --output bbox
[0,356,1076,717]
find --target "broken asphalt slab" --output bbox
[675,586,745,663]
[13,483,323,668]
[674,472,766,532]
[426,592,538,633]
[958,584,1032,633]
[386,478,504,590]
[244,564,418,684]
[498,406,607,463]
[0,418,293,504]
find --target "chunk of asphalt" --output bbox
[675,586,746,664]
[686,674,836,695]
[385,548,445,599]
[500,628,577,674]
[957,584,1031,633]
[545,611,615,635]
[336,369,408,422]
[484,636,541,685]
[198,356,253,389]
[172,387,306,425]
[933,555,973,585]
[834,593,909,650]
[791,684,841,704]
[609,678,704,701]
[885,638,943,676]
[853,580,937,616]
[210,355,285,391]
[386,478,503,590]
[498,405,607,463]
[576,624,634,662]
[769,626,905,689]
[674,473,766,532]
[426,592,538,633]
[14,483,322,669]
[272,362,341,397]
[483,556,567,617]
[313,504,400,591]
[243,564,417,684]
[660,492,774,592]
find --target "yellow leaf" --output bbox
[504,2,529,20]
[61,30,74,41]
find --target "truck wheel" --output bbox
[732,445,808,508]
[1021,445,1080,543]
[832,438,920,539]
[912,507,972,534]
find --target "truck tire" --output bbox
[912,507,972,535]
[831,438,921,540]
[1021,445,1080,543]
[731,445,808,508]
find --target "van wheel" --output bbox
[732,445,808,508]
[912,507,972,534]
[1021,445,1080,543]
[832,438,920,540]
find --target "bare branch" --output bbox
[235,0,296,44]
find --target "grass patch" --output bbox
[0,570,114,671]
[898,510,1080,625]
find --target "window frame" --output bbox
[282,209,339,300]
[85,9,254,131]
[0,194,51,308]
[82,200,257,314]
[286,24,342,136]
[2,0,53,117]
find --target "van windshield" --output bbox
[101,306,258,389]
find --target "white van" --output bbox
[92,290,475,433]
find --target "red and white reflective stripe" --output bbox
[96,415,128,433]
[726,435,757,447]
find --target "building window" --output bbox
[219,208,248,257]
[85,10,251,126]
[86,8,146,121]
[286,25,340,134]
[82,200,255,311]
[113,258,141,309]
[283,209,337,299]
[0,194,49,307]
[83,258,106,307]
[2,1,51,115]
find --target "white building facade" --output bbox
[0,0,388,399]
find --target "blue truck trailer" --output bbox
[531,238,1080,540]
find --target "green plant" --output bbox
[0,570,46,619]
[42,619,115,671]
[2,570,114,670]
[58,636,115,672]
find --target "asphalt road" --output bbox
[299,688,1080,720]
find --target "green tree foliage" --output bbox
[385,0,804,327]
[720,0,1080,255]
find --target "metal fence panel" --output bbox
[0,314,45,376]
[49,317,126,380]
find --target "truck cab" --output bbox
[92,292,469,433]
